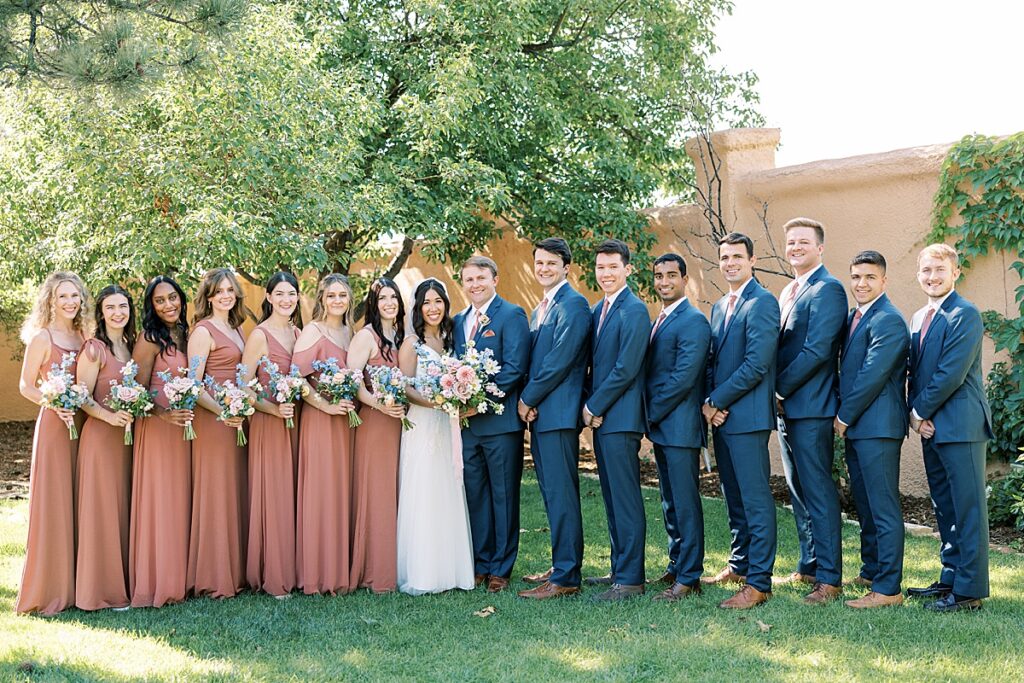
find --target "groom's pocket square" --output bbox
[483,330,496,338]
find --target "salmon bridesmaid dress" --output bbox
[187,320,248,598]
[246,327,300,596]
[75,339,132,610]
[349,330,402,593]
[294,333,354,594]
[16,333,79,615]
[129,343,191,608]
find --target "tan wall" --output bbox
[3,128,1016,495]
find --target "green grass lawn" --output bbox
[2,473,1023,682]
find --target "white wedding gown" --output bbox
[396,343,476,595]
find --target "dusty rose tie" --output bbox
[847,309,863,339]
[468,309,480,339]
[919,307,935,349]
[650,311,667,341]
[537,298,549,326]
[597,298,611,335]
[724,294,738,326]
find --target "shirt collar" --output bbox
[792,263,823,289]
[729,278,754,299]
[928,289,954,311]
[542,279,569,304]
[857,293,884,315]
[603,285,628,308]
[473,293,498,317]
[659,296,687,318]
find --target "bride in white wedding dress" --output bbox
[395,278,475,595]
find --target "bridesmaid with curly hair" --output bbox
[16,271,91,615]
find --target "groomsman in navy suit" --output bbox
[583,239,650,601]
[453,255,531,593]
[906,244,993,612]
[644,253,710,602]
[834,251,910,609]
[516,238,591,600]
[701,232,780,609]
[773,217,847,604]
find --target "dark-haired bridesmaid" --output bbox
[241,271,303,597]
[130,275,193,608]
[294,274,357,595]
[75,285,136,611]
[348,277,406,593]
[187,268,249,599]
[16,272,90,615]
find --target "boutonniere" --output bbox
[478,314,491,329]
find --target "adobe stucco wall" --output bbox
[3,128,1016,496]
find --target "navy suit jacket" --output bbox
[837,294,910,440]
[521,283,591,433]
[644,299,711,449]
[908,290,993,444]
[453,294,531,436]
[707,279,780,435]
[585,287,649,434]
[776,266,847,418]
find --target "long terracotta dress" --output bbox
[75,339,132,610]
[130,343,191,608]
[246,327,300,596]
[294,335,354,594]
[349,331,402,593]
[16,334,79,615]
[187,320,247,598]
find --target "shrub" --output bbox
[987,450,1024,531]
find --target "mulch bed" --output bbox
[0,421,32,499]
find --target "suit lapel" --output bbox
[780,267,824,329]
[596,288,629,348]
[920,291,957,353]
[718,281,753,349]
[474,296,503,344]
[652,299,687,344]
[842,295,883,360]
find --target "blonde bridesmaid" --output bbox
[15,272,90,615]
[187,268,248,599]
[75,285,135,610]
[348,278,406,593]
[241,272,303,597]
[130,275,193,608]
[294,274,357,594]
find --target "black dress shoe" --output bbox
[906,581,953,599]
[924,593,983,613]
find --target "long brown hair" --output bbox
[310,274,355,329]
[20,271,93,344]
[192,268,247,328]
[94,284,138,353]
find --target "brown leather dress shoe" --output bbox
[845,591,904,609]
[647,571,676,586]
[475,574,488,588]
[584,574,615,586]
[522,568,554,585]
[772,571,816,586]
[517,581,581,600]
[652,582,702,602]
[718,584,771,609]
[593,583,644,602]
[487,576,510,593]
[803,583,842,605]
[846,575,872,588]
[701,566,746,585]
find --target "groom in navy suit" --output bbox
[702,232,780,609]
[583,238,650,601]
[906,244,993,612]
[453,255,531,593]
[517,238,591,599]
[644,253,710,602]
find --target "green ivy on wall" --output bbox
[930,132,1024,462]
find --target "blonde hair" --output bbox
[461,255,498,277]
[918,243,959,267]
[310,273,355,331]
[21,271,93,344]
[782,217,825,244]
[192,268,247,328]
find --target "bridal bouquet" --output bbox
[38,351,90,440]
[205,364,260,446]
[104,360,155,445]
[157,356,204,441]
[310,357,363,427]
[415,341,505,427]
[258,357,307,429]
[366,365,414,430]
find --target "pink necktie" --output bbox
[785,280,801,306]
[919,307,935,349]
[537,298,549,326]
[847,309,863,339]
[650,311,667,341]
[468,309,480,339]
[724,294,738,326]
[597,298,611,334]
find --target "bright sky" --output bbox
[712,0,1024,167]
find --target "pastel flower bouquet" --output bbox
[205,363,260,446]
[105,360,156,445]
[310,357,363,427]
[258,357,308,429]
[38,351,90,440]
[157,356,204,441]
[366,364,414,431]
[414,341,505,427]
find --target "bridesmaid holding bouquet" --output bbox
[129,275,193,608]
[15,272,90,615]
[75,285,136,610]
[241,271,303,597]
[187,268,249,599]
[293,274,358,595]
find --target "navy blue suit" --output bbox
[453,295,531,579]
[838,293,909,596]
[775,266,846,586]
[908,290,993,599]
[707,279,780,592]
[585,287,649,585]
[643,298,710,587]
[520,282,591,587]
